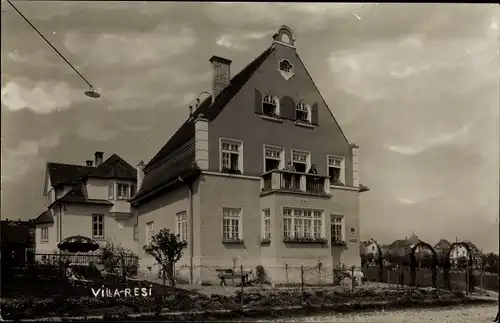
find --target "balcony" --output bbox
[260,169,331,196]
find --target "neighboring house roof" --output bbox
[434,239,452,250]
[48,154,136,187]
[83,154,136,180]
[132,46,275,203]
[47,162,93,186]
[33,210,54,225]
[388,239,410,249]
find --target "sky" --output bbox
[1,2,499,252]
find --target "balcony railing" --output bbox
[261,169,331,195]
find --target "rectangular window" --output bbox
[146,221,154,244]
[41,227,49,243]
[291,150,310,173]
[328,156,344,184]
[262,209,271,240]
[117,184,130,200]
[331,214,345,243]
[295,103,310,122]
[176,211,188,242]
[220,139,243,173]
[108,183,114,199]
[264,145,284,172]
[283,208,324,240]
[92,214,104,239]
[130,185,137,197]
[133,225,139,241]
[222,208,242,241]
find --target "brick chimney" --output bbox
[85,160,93,167]
[94,151,104,167]
[137,160,145,190]
[209,55,231,102]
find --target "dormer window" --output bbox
[262,95,279,117]
[279,60,293,73]
[296,103,311,123]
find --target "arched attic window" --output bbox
[262,95,279,117]
[279,60,293,73]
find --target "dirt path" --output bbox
[256,305,499,322]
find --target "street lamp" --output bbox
[6,0,100,99]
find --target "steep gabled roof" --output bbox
[144,46,274,173]
[388,239,411,249]
[47,162,93,186]
[133,46,275,204]
[46,154,136,188]
[434,239,452,249]
[84,154,136,180]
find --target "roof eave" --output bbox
[130,169,201,206]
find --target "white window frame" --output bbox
[279,59,293,73]
[290,149,311,172]
[146,221,154,244]
[219,138,244,173]
[262,94,280,116]
[176,211,188,243]
[262,208,271,240]
[330,214,346,243]
[295,102,311,123]
[41,227,49,243]
[283,208,324,240]
[116,183,130,200]
[222,207,243,241]
[263,145,285,173]
[108,183,115,200]
[327,155,345,185]
[92,214,105,240]
[278,59,295,80]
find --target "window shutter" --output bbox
[311,103,319,125]
[280,96,295,120]
[254,89,262,114]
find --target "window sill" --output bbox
[93,237,106,241]
[261,115,283,123]
[221,169,242,175]
[260,238,271,245]
[283,238,327,244]
[331,240,347,246]
[294,121,314,129]
[222,239,244,244]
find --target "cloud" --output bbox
[216,31,270,51]
[63,25,196,68]
[387,124,471,156]
[1,134,60,182]
[121,124,151,132]
[1,78,87,114]
[75,123,118,142]
[397,197,418,205]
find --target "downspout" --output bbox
[178,176,194,284]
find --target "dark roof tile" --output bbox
[33,210,54,225]
[85,154,136,180]
[132,139,198,202]
[47,163,93,186]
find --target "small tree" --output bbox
[143,229,184,291]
